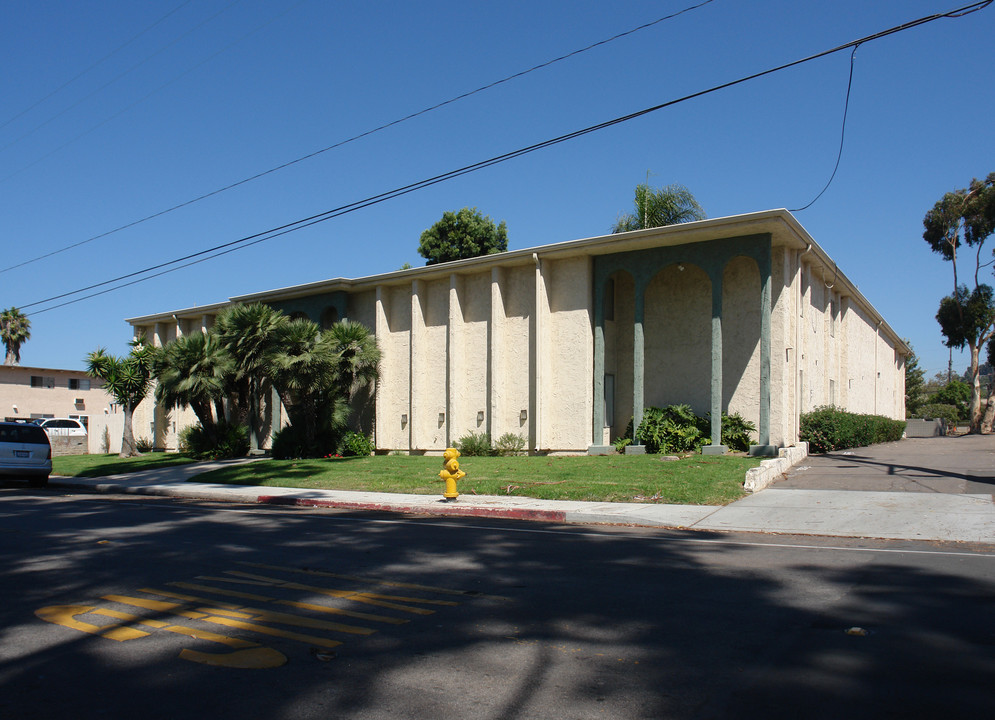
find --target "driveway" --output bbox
[775,434,995,497]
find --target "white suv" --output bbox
[35,418,88,438]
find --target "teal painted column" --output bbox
[632,288,645,445]
[703,271,727,455]
[592,285,606,446]
[749,245,774,456]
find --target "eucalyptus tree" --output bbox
[923,172,995,432]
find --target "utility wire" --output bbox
[0,0,718,276]
[0,0,194,133]
[23,0,993,316]
[0,0,244,156]
[788,44,860,212]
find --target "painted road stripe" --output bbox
[238,561,511,600]
[192,575,408,624]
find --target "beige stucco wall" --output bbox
[126,212,907,455]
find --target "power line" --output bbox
[0,0,244,156]
[0,0,719,276]
[23,0,993,316]
[0,0,194,133]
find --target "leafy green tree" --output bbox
[923,173,995,432]
[418,207,508,265]
[903,341,927,418]
[0,307,31,366]
[154,331,231,442]
[85,339,156,457]
[612,183,705,233]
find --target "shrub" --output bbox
[636,404,707,454]
[613,436,632,453]
[135,436,155,453]
[338,431,375,457]
[271,424,338,460]
[180,420,249,459]
[456,432,496,456]
[916,403,959,425]
[800,406,905,453]
[717,412,756,452]
[495,432,527,456]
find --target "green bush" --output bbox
[613,436,632,453]
[135,436,155,453]
[456,432,496,456]
[178,420,249,459]
[495,432,527,456]
[800,406,905,453]
[338,431,375,457]
[715,412,757,452]
[636,405,707,454]
[916,403,959,425]
[271,424,338,460]
[932,381,970,420]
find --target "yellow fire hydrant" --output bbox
[439,447,466,502]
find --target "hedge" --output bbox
[800,406,906,454]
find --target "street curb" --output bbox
[744,442,809,492]
[256,495,569,522]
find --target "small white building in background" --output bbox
[127,210,908,455]
[0,364,122,453]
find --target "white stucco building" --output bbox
[127,210,908,455]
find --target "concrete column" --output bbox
[374,286,388,450]
[749,248,775,456]
[200,314,212,334]
[488,267,504,441]
[410,280,425,451]
[631,285,645,448]
[592,278,606,446]
[447,274,463,447]
[702,273,727,455]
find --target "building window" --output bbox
[829,299,837,337]
[829,379,836,406]
[68,378,90,391]
[31,376,54,388]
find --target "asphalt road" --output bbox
[776,434,995,496]
[2,488,993,719]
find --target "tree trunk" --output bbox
[120,405,138,457]
[968,343,982,433]
[982,396,995,434]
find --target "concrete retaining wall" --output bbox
[744,441,808,493]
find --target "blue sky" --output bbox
[2,0,993,381]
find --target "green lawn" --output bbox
[196,454,760,505]
[52,452,761,505]
[52,452,198,478]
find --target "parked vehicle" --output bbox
[34,417,87,438]
[0,421,52,487]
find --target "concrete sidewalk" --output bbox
[45,446,995,545]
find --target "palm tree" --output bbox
[612,183,706,233]
[326,320,381,406]
[154,331,231,440]
[1,307,31,365]
[85,339,156,457]
[265,317,341,452]
[213,303,287,432]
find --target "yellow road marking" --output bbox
[225,570,457,614]
[36,603,287,668]
[238,561,510,600]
